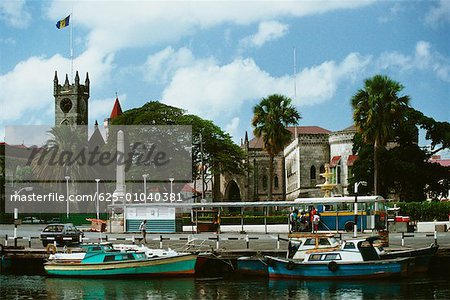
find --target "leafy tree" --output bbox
[350,105,450,201]
[112,101,246,194]
[351,75,410,195]
[252,94,300,200]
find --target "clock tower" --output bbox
[54,70,89,125]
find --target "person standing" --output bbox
[310,206,317,233]
[139,220,147,243]
[289,209,299,233]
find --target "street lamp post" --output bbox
[354,181,367,238]
[142,174,148,204]
[95,179,102,242]
[169,178,174,198]
[13,187,33,247]
[65,176,70,219]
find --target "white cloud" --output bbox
[0,0,31,28]
[0,49,115,124]
[46,1,373,54]
[425,0,450,27]
[225,117,240,140]
[240,21,289,48]
[143,47,198,83]
[378,2,405,23]
[161,52,371,119]
[0,37,16,45]
[377,41,450,82]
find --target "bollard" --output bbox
[105,235,108,242]
[28,236,31,248]
[5,234,7,247]
[401,232,405,247]
[216,235,220,250]
[245,234,249,249]
[160,235,163,249]
[131,235,135,245]
[277,234,280,250]
[434,230,438,246]
[14,237,17,248]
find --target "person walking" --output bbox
[289,209,299,233]
[139,220,147,243]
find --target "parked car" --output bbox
[40,223,84,246]
[22,217,44,224]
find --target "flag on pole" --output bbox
[56,15,70,29]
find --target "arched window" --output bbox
[262,175,268,190]
[319,165,325,174]
[310,165,316,180]
[274,175,279,189]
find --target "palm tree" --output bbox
[351,75,410,195]
[252,94,300,200]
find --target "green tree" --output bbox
[112,101,247,194]
[351,75,410,195]
[252,94,300,200]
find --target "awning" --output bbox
[330,156,341,167]
[347,155,358,166]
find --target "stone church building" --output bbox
[217,125,358,202]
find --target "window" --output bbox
[103,255,115,262]
[310,165,316,180]
[319,165,325,174]
[304,238,316,246]
[262,175,268,190]
[274,175,279,189]
[343,242,356,249]
[324,254,341,261]
[309,254,322,261]
[319,238,331,246]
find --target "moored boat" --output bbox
[266,237,412,279]
[236,233,340,276]
[380,243,438,273]
[45,244,197,277]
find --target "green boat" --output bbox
[44,244,197,277]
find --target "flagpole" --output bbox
[70,10,73,81]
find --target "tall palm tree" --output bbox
[351,75,410,195]
[252,94,300,200]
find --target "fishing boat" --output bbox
[379,243,438,272]
[45,244,197,277]
[48,244,185,262]
[237,233,340,276]
[266,236,412,279]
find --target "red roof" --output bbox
[347,155,358,166]
[330,156,341,167]
[109,98,123,119]
[430,158,450,167]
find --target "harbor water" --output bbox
[1,273,450,299]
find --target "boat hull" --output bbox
[237,257,268,276]
[380,244,438,273]
[45,254,197,277]
[267,256,411,279]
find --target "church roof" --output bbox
[110,98,123,119]
[248,126,330,149]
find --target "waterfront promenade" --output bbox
[1,224,449,252]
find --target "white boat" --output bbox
[266,236,412,279]
[48,243,186,262]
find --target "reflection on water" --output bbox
[1,274,450,300]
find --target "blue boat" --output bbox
[266,237,412,279]
[237,233,340,276]
[44,244,197,277]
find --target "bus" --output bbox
[291,196,387,232]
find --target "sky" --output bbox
[0,0,449,155]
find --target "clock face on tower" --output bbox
[60,98,72,113]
